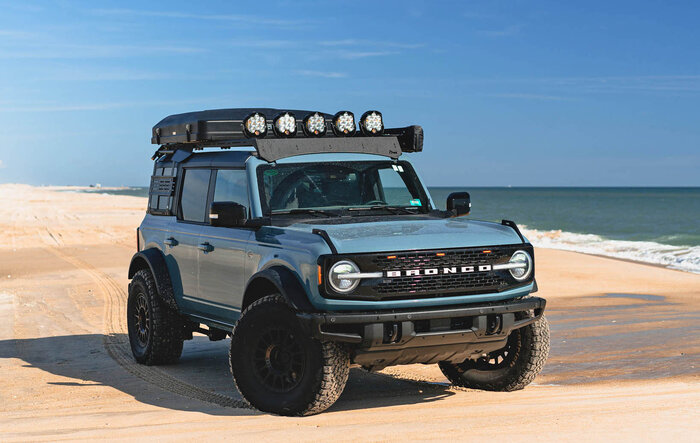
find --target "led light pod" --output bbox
[303,112,327,136]
[243,112,267,137]
[333,111,356,136]
[273,112,297,137]
[360,110,383,136]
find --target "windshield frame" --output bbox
[255,159,432,217]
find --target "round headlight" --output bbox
[273,112,297,137]
[360,110,383,136]
[303,112,327,136]
[509,250,532,281]
[333,111,356,136]
[328,260,360,293]
[243,112,267,137]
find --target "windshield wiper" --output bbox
[272,209,339,218]
[347,205,419,215]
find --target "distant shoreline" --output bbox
[4,184,696,275]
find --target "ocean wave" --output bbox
[520,227,700,274]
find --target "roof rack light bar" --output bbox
[151,108,423,161]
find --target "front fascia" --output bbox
[246,153,533,312]
[250,223,535,312]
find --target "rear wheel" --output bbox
[230,295,349,416]
[127,269,184,365]
[439,314,550,391]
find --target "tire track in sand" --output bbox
[40,242,251,409]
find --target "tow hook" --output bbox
[486,314,503,335]
[383,322,401,344]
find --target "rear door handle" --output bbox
[198,242,213,253]
[164,237,178,247]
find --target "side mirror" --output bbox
[210,201,247,228]
[447,192,471,217]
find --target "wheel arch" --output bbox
[128,248,179,312]
[242,266,315,313]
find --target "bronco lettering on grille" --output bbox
[386,264,492,278]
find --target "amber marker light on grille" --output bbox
[436,252,445,256]
[482,250,492,253]
[387,255,397,259]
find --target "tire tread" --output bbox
[230,294,349,416]
[128,269,184,365]
[439,315,550,391]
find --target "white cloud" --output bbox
[462,75,700,97]
[91,9,312,28]
[337,50,399,59]
[321,39,424,49]
[0,160,4,169]
[0,98,218,113]
[476,24,523,37]
[0,29,37,38]
[295,70,346,79]
[485,93,568,101]
[0,44,205,60]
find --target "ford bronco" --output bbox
[127,108,550,416]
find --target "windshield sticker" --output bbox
[263,169,279,177]
[409,199,422,206]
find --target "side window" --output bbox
[179,169,211,222]
[213,169,249,213]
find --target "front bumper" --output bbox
[297,296,546,369]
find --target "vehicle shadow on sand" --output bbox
[0,333,455,416]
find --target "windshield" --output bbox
[257,160,430,215]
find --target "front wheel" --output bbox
[230,295,350,416]
[439,314,550,391]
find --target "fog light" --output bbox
[273,112,297,137]
[243,112,267,137]
[333,111,355,136]
[328,260,360,293]
[303,112,327,136]
[360,110,383,135]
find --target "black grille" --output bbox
[375,272,507,295]
[371,248,511,270]
[322,244,533,300]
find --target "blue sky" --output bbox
[0,0,698,186]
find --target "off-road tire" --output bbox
[127,269,184,365]
[439,314,550,391]
[230,294,350,416]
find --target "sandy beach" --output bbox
[1,183,698,441]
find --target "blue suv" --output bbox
[127,108,549,416]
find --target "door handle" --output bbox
[198,242,213,253]
[164,237,178,247]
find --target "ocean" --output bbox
[85,186,700,274]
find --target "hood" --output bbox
[287,217,524,254]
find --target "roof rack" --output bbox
[151,108,423,162]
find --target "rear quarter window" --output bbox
[179,169,211,222]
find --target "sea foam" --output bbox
[521,227,700,274]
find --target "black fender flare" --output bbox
[243,266,316,313]
[128,248,179,312]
